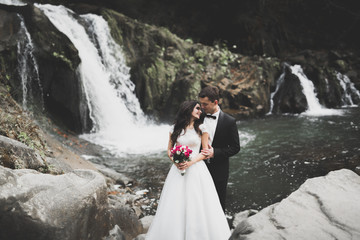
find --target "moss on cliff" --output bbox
[0,78,48,155]
[99,7,286,119]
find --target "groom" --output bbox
[199,86,240,211]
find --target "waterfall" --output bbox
[17,15,44,111]
[37,4,169,156]
[0,0,25,5]
[290,65,343,116]
[267,66,285,114]
[81,14,146,122]
[336,72,360,107]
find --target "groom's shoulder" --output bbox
[221,111,236,122]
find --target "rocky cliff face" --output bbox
[94,8,360,119]
[101,9,283,120]
[1,3,86,133]
[24,0,360,58]
[273,50,360,114]
[1,2,360,132]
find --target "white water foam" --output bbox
[0,0,25,5]
[239,130,256,147]
[37,4,169,156]
[290,65,344,116]
[336,71,360,107]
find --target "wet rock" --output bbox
[108,202,143,240]
[95,163,135,186]
[0,4,86,133]
[355,166,360,175]
[0,135,45,170]
[0,166,111,240]
[103,225,126,240]
[272,65,307,114]
[133,234,146,240]
[281,50,360,111]
[0,7,22,51]
[45,156,73,173]
[232,209,258,229]
[139,215,154,232]
[230,169,360,240]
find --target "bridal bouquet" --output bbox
[170,145,193,176]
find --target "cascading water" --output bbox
[82,14,146,121]
[0,0,25,5]
[290,64,343,116]
[37,4,169,156]
[17,15,44,111]
[336,72,360,107]
[267,66,285,114]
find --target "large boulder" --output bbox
[0,166,111,240]
[230,169,360,240]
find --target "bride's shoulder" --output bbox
[199,123,209,133]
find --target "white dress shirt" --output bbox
[203,108,221,145]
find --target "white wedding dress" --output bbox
[146,125,231,240]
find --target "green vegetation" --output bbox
[0,72,49,172]
[53,51,73,69]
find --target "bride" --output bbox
[146,100,231,240]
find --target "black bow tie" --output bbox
[205,114,216,119]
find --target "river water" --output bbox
[87,106,359,216]
[227,107,359,214]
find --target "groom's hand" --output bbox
[201,144,214,159]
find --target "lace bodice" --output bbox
[171,124,208,157]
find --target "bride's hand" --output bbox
[175,162,186,170]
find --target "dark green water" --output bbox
[227,107,360,215]
[89,107,360,216]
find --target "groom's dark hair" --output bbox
[198,86,219,102]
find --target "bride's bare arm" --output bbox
[186,132,209,168]
[167,133,173,160]
[201,132,209,151]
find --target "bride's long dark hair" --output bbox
[170,100,204,146]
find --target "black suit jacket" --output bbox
[205,111,240,181]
